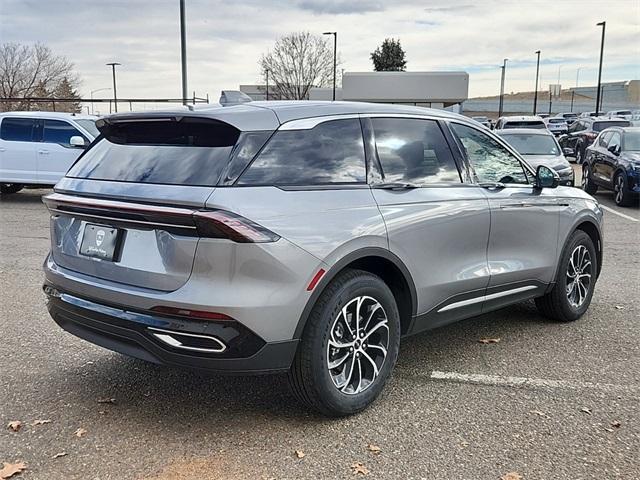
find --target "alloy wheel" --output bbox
[326,296,389,395]
[566,245,592,309]
[614,175,625,205]
[581,165,589,190]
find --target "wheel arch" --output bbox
[574,220,603,279]
[293,247,417,339]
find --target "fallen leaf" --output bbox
[611,420,621,428]
[351,462,369,476]
[74,428,87,438]
[367,444,381,454]
[478,338,501,344]
[614,305,624,310]
[529,410,550,419]
[0,462,27,479]
[294,450,305,459]
[501,473,522,480]
[32,419,51,426]
[97,398,116,404]
[604,427,614,433]
[6,422,22,433]
[580,407,592,415]
[52,453,67,459]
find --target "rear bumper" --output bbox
[45,287,298,374]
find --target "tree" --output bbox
[259,32,339,100]
[52,77,82,113]
[0,42,79,111]
[371,38,407,72]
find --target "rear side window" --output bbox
[67,118,240,186]
[43,120,84,146]
[372,118,460,184]
[0,118,34,142]
[238,118,365,186]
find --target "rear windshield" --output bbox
[548,118,566,124]
[503,121,546,129]
[593,120,631,132]
[67,118,241,186]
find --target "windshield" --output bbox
[625,131,640,151]
[74,119,99,138]
[614,111,632,116]
[500,134,559,156]
[503,121,546,129]
[473,117,488,122]
[593,120,631,132]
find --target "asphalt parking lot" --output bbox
[1,187,638,480]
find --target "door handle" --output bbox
[38,150,49,155]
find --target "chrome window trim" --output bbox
[278,112,454,131]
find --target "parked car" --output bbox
[497,129,574,186]
[537,113,550,119]
[545,117,569,136]
[494,115,547,130]
[42,102,604,416]
[559,117,632,163]
[555,112,579,125]
[579,111,599,118]
[605,110,633,121]
[0,112,98,195]
[471,116,491,129]
[582,126,640,206]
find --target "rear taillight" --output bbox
[193,210,280,243]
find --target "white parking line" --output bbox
[429,370,639,394]
[601,205,639,222]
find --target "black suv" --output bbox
[559,118,631,164]
[582,127,640,206]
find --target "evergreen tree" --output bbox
[371,38,407,72]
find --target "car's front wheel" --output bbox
[535,230,597,322]
[581,163,598,194]
[0,183,24,195]
[613,172,635,207]
[289,269,400,416]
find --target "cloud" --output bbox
[295,0,385,15]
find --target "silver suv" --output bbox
[43,102,603,416]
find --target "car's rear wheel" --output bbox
[288,269,400,416]
[581,164,598,194]
[535,230,597,322]
[613,172,634,207]
[575,144,583,164]
[0,183,24,195]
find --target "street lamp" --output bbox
[323,31,337,101]
[498,58,508,117]
[179,0,188,105]
[265,69,269,101]
[595,21,606,114]
[90,88,111,115]
[533,50,541,115]
[106,62,121,112]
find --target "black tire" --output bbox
[288,269,401,416]
[535,230,597,322]
[613,171,635,207]
[581,163,598,194]
[0,183,24,195]
[574,144,583,164]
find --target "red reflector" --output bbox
[151,306,233,321]
[307,268,326,291]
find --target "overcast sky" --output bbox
[1,0,638,102]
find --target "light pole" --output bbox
[265,69,269,101]
[179,0,188,105]
[533,50,540,115]
[106,63,121,112]
[323,31,337,101]
[575,67,583,88]
[498,58,507,117]
[90,88,111,115]
[595,21,606,115]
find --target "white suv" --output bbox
[0,112,98,195]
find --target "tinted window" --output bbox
[372,118,460,184]
[238,119,365,185]
[503,121,546,129]
[451,123,528,185]
[43,120,84,145]
[598,131,612,147]
[593,120,631,132]
[547,118,566,124]
[607,132,621,151]
[569,121,584,132]
[67,118,239,186]
[0,118,34,142]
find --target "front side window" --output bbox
[372,118,460,184]
[238,118,365,186]
[598,131,613,147]
[450,123,528,185]
[0,118,34,142]
[607,132,621,152]
[43,120,84,146]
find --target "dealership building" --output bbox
[240,71,469,110]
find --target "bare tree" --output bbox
[0,42,79,111]
[259,32,339,100]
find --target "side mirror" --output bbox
[607,144,620,155]
[562,147,574,156]
[69,136,87,148]
[535,165,559,189]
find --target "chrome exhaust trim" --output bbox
[148,327,227,353]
